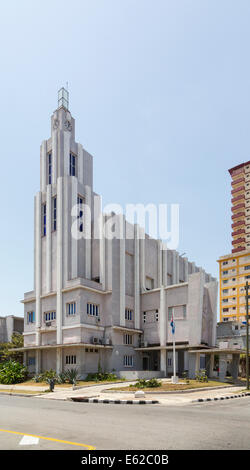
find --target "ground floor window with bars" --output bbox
[123,355,134,367]
[65,355,76,365]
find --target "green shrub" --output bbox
[31,369,58,383]
[85,371,118,382]
[134,378,162,388]
[0,360,28,384]
[146,378,162,388]
[64,368,79,384]
[134,379,148,388]
[195,369,208,383]
[57,372,67,384]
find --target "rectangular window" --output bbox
[42,203,46,236]
[27,312,35,324]
[222,261,228,265]
[143,312,146,323]
[77,195,83,233]
[125,308,133,321]
[222,271,228,275]
[67,302,76,316]
[244,265,250,270]
[44,311,56,322]
[87,303,99,317]
[168,307,173,321]
[69,153,77,176]
[47,153,52,184]
[52,197,57,231]
[28,357,36,366]
[65,355,76,365]
[223,289,229,294]
[123,334,133,345]
[183,305,187,318]
[123,355,134,367]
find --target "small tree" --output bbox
[0,360,28,384]
[0,333,24,364]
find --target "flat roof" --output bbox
[189,348,245,354]
[228,160,250,175]
[217,249,250,261]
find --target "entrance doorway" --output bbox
[143,356,149,370]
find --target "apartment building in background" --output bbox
[18,89,218,379]
[0,315,24,343]
[218,161,250,322]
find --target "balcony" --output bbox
[232,220,245,229]
[232,212,245,220]
[232,229,245,237]
[231,177,245,186]
[231,185,245,195]
[232,203,245,212]
[231,194,245,204]
[232,246,245,253]
[231,167,245,178]
[232,237,245,245]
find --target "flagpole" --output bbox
[171,308,178,384]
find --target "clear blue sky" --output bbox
[1,0,250,316]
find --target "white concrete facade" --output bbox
[22,93,218,378]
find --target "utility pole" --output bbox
[245,281,249,390]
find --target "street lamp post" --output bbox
[245,281,249,390]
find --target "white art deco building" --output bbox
[21,89,218,379]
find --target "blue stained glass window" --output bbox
[53,197,57,231]
[48,153,52,184]
[42,204,46,236]
[70,153,76,176]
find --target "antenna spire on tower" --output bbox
[58,87,69,110]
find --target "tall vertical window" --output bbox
[66,302,76,316]
[52,197,57,231]
[123,355,134,367]
[47,153,52,184]
[27,312,35,324]
[42,203,46,236]
[125,308,133,321]
[77,195,83,232]
[70,153,76,176]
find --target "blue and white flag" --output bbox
[170,312,175,335]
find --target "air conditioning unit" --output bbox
[219,341,229,349]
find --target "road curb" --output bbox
[69,397,159,405]
[0,392,42,398]
[192,392,250,403]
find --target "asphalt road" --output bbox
[0,395,250,450]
